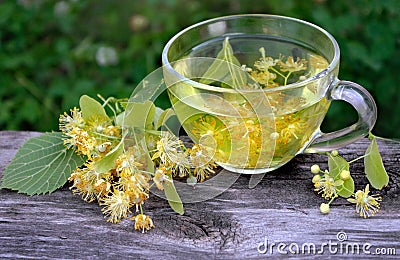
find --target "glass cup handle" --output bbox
[305,79,377,153]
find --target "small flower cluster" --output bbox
[59,97,217,232]
[244,47,308,88]
[151,131,218,184]
[310,150,382,218]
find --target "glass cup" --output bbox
[161,14,377,174]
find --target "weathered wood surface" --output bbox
[0,131,399,259]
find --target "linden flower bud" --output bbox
[331,150,339,156]
[96,125,104,133]
[320,203,330,214]
[311,164,320,174]
[340,170,351,180]
[97,143,107,153]
[187,176,197,186]
[312,175,321,183]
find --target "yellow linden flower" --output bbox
[115,147,144,176]
[104,125,121,137]
[59,107,85,134]
[127,189,149,205]
[253,47,277,71]
[314,174,341,199]
[63,128,97,157]
[132,214,155,233]
[250,47,278,87]
[278,116,307,144]
[193,163,217,183]
[100,189,132,223]
[190,144,214,167]
[152,132,180,162]
[191,115,227,144]
[174,159,190,178]
[69,169,98,203]
[152,132,190,177]
[309,54,329,70]
[114,159,150,205]
[312,174,321,184]
[117,171,149,191]
[347,184,382,218]
[277,55,308,73]
[94,179,111,199]
[69,160,111,202]
[250,49,277,86]
[190,144,218,182]
[250,70,277,86]
[85,114,110,135]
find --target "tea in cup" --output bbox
[162,15,377,174]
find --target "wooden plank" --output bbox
[0,131,399,258]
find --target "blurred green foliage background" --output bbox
[1,0,399,138]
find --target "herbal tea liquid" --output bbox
[168,35,331,172]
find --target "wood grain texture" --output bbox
[0,131,399,259]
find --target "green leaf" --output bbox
[364,138,389,189]
[328,154,354,198]
[200,37,247,89]
[164,180,184,215]
[0,132,85,195]
[95,140,124,173]
[339,177,354,198]
[79,95,108,121]
[334,179,344,186]
[123,100,156,130]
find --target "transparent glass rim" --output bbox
[161,14,340,94]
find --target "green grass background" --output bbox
[1,0,399,138]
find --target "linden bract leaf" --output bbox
[79,95,109,121]
[164,180,184,215]
[364,137,389,190]
[123,100,156,130]
[328,154,354,198]
[200,37,247,88]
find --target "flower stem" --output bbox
[348,153,371,164]
[370,132,400,144]
[284,72,292,86]
[327,196,336,205]
[269,67,286,79]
